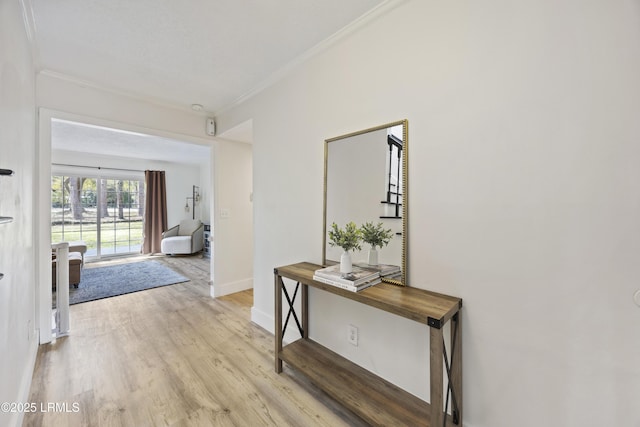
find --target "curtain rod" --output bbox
[52,163,144,173]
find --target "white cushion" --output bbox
[178,219,201,236]
[161,236,192,254]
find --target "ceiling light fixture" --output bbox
[191,104,204,111]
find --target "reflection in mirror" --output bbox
[323,120,408,286]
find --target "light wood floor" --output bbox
[25,255,367,427]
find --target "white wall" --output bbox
[217,1,640,426]
[0,1,38,427]
[211,139,253,296]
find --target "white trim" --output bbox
[210,277,253,298]
[18,0,36,43]
[38,69,213,116]
[37,108,53,344]
[18,0,39,67]
[251,306,273,334]
[214,0,407,115]
[10,337,38,427]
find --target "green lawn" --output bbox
[51,221,143,251]
[51,206,144,254]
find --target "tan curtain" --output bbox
[142,170,167,254]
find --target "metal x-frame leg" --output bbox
[442,312,461,426]
[430,311,463,427]
[275,272,308,373]
[282,281,304,338]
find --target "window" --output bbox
[51,175,145,258]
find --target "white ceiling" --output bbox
[32,0,387,162]
[31,0,386,114]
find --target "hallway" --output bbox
[25,256,366,426]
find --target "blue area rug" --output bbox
[69,260,189,305]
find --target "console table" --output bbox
[274,262,463,427]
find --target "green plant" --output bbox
[360,222,393,249]
[328,222,362,252]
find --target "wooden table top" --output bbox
[275,262,462,328]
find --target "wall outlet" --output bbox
[348,324,358,346]
[220,208,230,218]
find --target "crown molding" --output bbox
[19,0,36,43]
[37,69,212,117]
[35,0,406,120]
[19,0,39,66]
[214,0,407,116]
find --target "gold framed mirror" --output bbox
[322,119,408,286]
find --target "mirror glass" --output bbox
[323,120,408,285]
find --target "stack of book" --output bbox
[354,262,401,280]
[313,264,381,292]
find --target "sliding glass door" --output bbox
[51,175,144,259]
[51,176,98,254]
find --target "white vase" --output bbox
[367,247,378,266]
[340,251,352,274]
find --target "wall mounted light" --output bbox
[184,185,201,219]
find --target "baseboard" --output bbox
[251,306,300,344]
[10,337,38,427]
[210,277,253,297]
[251,306,273,334]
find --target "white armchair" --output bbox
[161,219,204,255]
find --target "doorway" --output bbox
[38,110,214,344]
